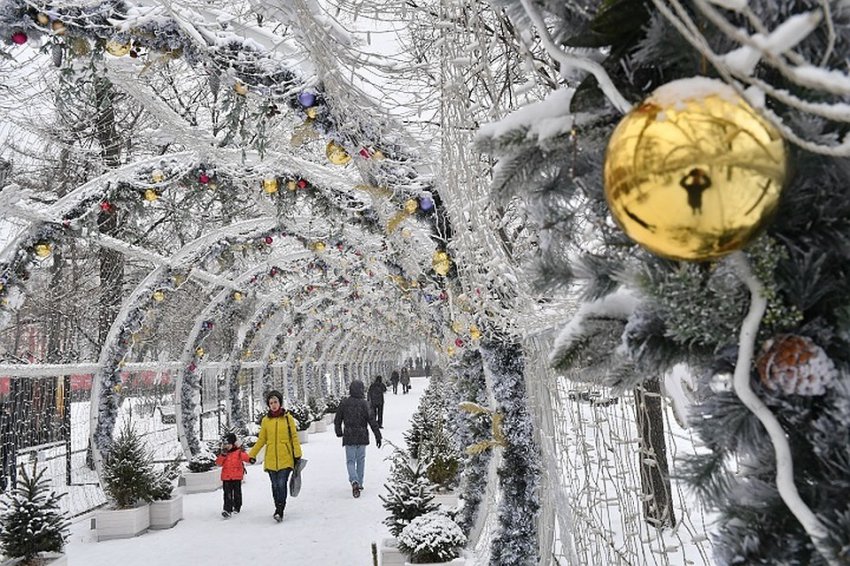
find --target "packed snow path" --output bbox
[66,377,426,566]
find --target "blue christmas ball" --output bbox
[297,92,316,107]
[419,196,434,211]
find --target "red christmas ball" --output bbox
[297,179,308,189]
[199,173,210,184]
[359,148,370,158]
[11,31,27,45]
[264,236,273,245]
[99,201,113,213]
[455,338,464,347]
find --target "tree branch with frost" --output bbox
[653,0,850,156]
[517,0,632,114]
[729,252,839,566]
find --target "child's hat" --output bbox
[223,432,237,444]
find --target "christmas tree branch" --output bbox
[730,251,837,566]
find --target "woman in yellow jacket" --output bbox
[248,390,303,522]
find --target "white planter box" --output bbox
[380,537,407,566]
[297,429,309,444]
[404,558,465,566]
[1,552,66,565]
[149,494,183,530]
[432,491,459,509]
[322,413,335,425]
[95,504,150,541]
[182,468,221,494]
[307,421,317,433]
[313,420,327,433]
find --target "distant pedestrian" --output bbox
[215,432,251,518]
[248,390,303,522]
[390,370,400,395]
[400,368,411,394]
[334,380,382,498]
[367,376,387,428]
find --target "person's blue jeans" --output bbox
[268,468,292,510]
[345,444,366,486]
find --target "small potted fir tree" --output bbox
[181,445,219,494]
[148,459,183,530]
[397,511,467,565]
[288,401,312,444]
[0,465,70,566]
[96,423,158,541]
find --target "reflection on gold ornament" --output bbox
[326,141,351,165]
[106,40,130,56]
[33,242,52,258]
[603,78,786,261]
[234,81,248,96]
[151,169,165,183]
[469,324,481,340]
[404,199,418,214]
[152,290,165,302]
[262,177,278,194]
[432,250,451,276]
[144,189,158,202]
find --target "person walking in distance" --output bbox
[389,370,400,395]
[215,432,251,518]
[400,367,411,394]
[334,379,382,498]
[367,375,387,428]
[248,390,303,522]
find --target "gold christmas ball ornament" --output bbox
[144,189,158,202]
[105,40,131,57]
[51,20,66,35]
[151,169,165,183]
[233,291,243,302]
[305,107,318,119]
[33,242,52,258]
[234,81,249,96]
[36,13,50,25]
[404,199,418,214]
[603,78,787,261]
[312,241,326,253]
[469,324,481,340]
[326,141,352,165]
[432,250,451,276]
[195,347,205,358]
[262,177,279,194]
[152,290,165,302]
[286,180,298,191]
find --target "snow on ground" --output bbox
[66,377,426,566]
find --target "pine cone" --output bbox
[756,334,837,396]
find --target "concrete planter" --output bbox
[95,504,150,541]
[307,421,317,433]
[404,558,465,566]
[313,420,327,433]
[0,552,67,565]
[182,468,220,494]
[379,537,406,566]
[297,429,309,444]
[149,493,183,530]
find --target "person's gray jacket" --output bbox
[334,380,382,446]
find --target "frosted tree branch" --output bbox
[517,0,633,114]
[729,252,837,566]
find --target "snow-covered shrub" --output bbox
[288,401,312,431]
[380,447,439,537]
[186,451,216,473]
[0,465,70,563]
[102,423,158,508]
[150,458,181,501]
[397,510,466,563]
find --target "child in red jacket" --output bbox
[215,433,251,518]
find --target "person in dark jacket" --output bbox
[389,370,400,395]
[334,380,382,498]
[367,376,388,428]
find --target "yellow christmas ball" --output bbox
[36,13,50,25]
[152,290,165,302]
[432,250,451,276]
[286,180,298,191]
[234,81,249,96]
[195,347,205,358]
[144,189,158,202]
[403,199,418,214]
[451,320,464,334]
[51,20,66,35]
[603,78,787,261]
[105,40,130,56]
[33,242,52,258]
[233,291,243,302]
[312,241,326,253]
[262,177,279,194]
[447,345,456,356]
[469,324,482,340]
[326,141,352,165]
[305,107,318,119]
[151,169,165,183]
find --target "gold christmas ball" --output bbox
[33,242,52,258]
[195,347,205,358]
[286,180,298,191]
[105,40,131,57]
[36,13,50,25]
[151,169,165,183]
[469,324,481,340]
[144,189,158,202]
[262,177,279,194]
[152,290,165,302]
[305,107,318,119]
[233,291,243,302]
[432,250,451,276]
[312,241,326,253]
[326,141,352,165]
[603,78,787,261]
[403,199,418,214]
[234,81,249,96]
[51,20,66,35]
[401,228,412,239]
[451,320,464,334]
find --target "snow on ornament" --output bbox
[603,77,787,261]
[756,334,837,396]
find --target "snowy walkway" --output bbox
[66,378,425,566]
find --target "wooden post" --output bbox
[633,377,675,527]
